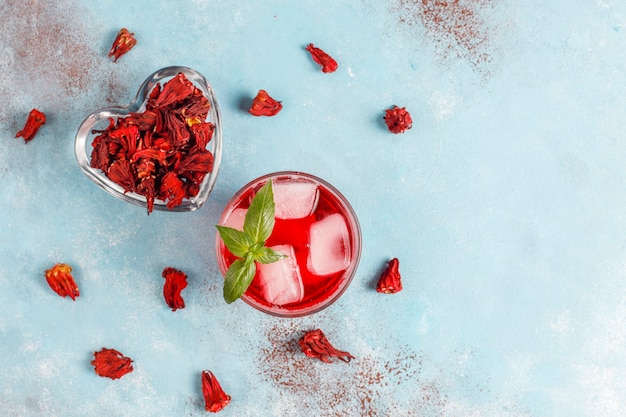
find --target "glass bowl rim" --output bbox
[74,65,223,212]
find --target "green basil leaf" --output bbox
[223,258,256,304]
[244,180,275,244]
[216,225,254,258]
[255,246,288,264]
[216,179,285,306]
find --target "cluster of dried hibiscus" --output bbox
[30,28,406,413]
[89,72,216,214]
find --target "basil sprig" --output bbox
[216,181,285,303]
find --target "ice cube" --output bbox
[221,207,247,231]
[257,244,304,305]
[307,213,350,276]
[273,180,319,219]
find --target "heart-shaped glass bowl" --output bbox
[74,66,222,212]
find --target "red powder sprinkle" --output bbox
[257,320,448,416]
[0,0,103,125]
[396,0,494,73]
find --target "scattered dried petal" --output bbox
[44,263,79,300]
[15,109,46,143]
[384,106,413,134]
[161,267,188,310]
[136,176,156,214]
[108,125,139,158]
[179,87,211,121]
[201,370,231,413]
[305,43,338,73]
[91,348,134,379]
[108,28,137,62]
[248,89,282,117]
[376,258,403,294]
[299,329,354,363]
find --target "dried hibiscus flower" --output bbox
[91,348,134,379]
[384,106,412,134]
[248,89,282,116]
[162,267,187,311]
[299,329,354,363]
[305,43,338,73]
[89,72,215,214]
[201,370,231,413]
[376,258,403,294]
[44,263,79,300]
[15,109,46,143]
[108,28,137,62]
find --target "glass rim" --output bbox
[215,171,362,318]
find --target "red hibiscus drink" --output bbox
[216,172,362,317]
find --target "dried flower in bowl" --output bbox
[74,66,222,214]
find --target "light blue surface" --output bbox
[1,1,626,416]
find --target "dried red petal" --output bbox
[136,177,156,214]
[179,87,211,121]
[299,329,354,363]
[305,43,338,73]
[184,181,201,199]
[44,263,79,300]
[91,348,134,379]
[159,172,186,210]
[15,109,46,143]
[125,110,157,131]
[90,137,111,171]
[131,148,167,165]
[383,106,413,134]
[201,370,231,413]
[108,28,137,62]
[376,258,403,294]
[178,148,214,176]
[190,122,215,150]
[155,72,195,108]
[106,159,135,193]
[248,89,282,117]
[161,267,188,310]
[108,125,140,159]
[164,111,191,147]
[134,157,157,180]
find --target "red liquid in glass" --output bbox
[218,181,355,313]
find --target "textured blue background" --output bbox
[1,1,625,416]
